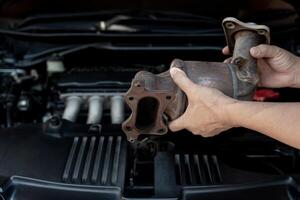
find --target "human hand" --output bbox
[223,44,300,88]
[168,67,238,137]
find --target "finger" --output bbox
[223,57,232,63]
[250,44,282,59]
[170,67,197,95]
[222,46,230,55]
[169,115,186,132]
[256,59,274,87]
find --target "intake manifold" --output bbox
[122,17,270,142]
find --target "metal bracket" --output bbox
[222,17,270,54]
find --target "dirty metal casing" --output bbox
[122,17,270,142]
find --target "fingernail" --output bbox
[250,47,259,56]
[222,48,227,54]
[170,67,182,78]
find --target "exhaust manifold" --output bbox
[122,17,270,142]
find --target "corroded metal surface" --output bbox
[122,17,270,142]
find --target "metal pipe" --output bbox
[87,96,104,124]
[231,31,264,99]
[232,31,263,85]
[62,96,82,122]
[110,95,124,124]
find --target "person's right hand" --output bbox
[223,44,300,88]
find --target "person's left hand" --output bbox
[168,67,238,137]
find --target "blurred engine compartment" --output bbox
[0,8,300,200]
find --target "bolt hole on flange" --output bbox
[129,138,135,143]
[134,82,141,87]
[166,95,172,100]
[225,22,236,29]
[128,97,134,101]
[257,29,266,35]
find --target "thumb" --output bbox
[222,46,230,55]
[169,114,186,132]
[250,44,282,59]
[170,67,197,95]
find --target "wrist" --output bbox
[219,98,241,128]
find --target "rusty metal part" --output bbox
[122,17,270,142]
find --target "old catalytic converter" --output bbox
[122,17,270,142]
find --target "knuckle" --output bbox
[259,44,268,54]
[169,125,177,132]
[188,127,199,135]
[272,46,282,56]
[191,131,197,135]
[190,127,207,136]
[201,134,210,138]
[169,119,185,131]
[187,91,199,102]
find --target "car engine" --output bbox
[0,2,300,199]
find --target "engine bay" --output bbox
[0,7,300,200]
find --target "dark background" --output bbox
[0,0,297,18]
